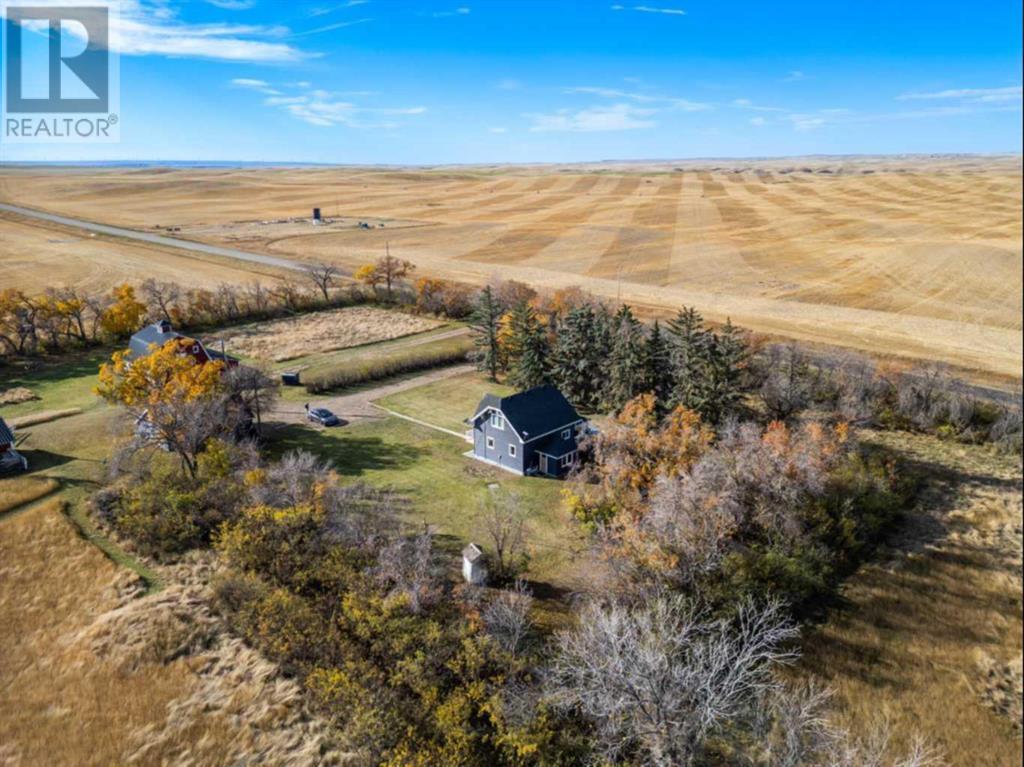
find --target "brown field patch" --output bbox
[2,156,1020,382]
[204,305,444,362]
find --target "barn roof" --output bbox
[473,384,581,441]
[0,418,15,446]
[128,320,186,360]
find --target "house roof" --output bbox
[533,428,579,458]
[473,384,582,441]
[0,418,15,446]
[462,542,485,562]
[128,321,188,360]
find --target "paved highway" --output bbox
[0,202,307,273]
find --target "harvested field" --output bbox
[1,156,1021,382]
[205,305,444,362]
[0,210,289,295]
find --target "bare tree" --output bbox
[378,248,414,301]
[545,596,798,767]
[479,488,529,583]
[483,579,534,657]
[248,449,333,507]
[224,363,278,432]
[140,278,181,321]
[759,343,812,420]
[306,262,341,303]
[374,526,439,614]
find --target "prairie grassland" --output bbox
[800,431,1023,766]
[0,475,60,514]
[2,157,1020,380]
[203,304,443,362]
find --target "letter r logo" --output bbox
[5,5,109,113]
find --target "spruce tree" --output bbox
[552,305,602,411]
[506,301,550,391]
[645,319,673,407]
[666,306,710,410]
[469,285,502,381]
[700,318,749,423]
[604,305,649,411]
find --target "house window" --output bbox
[486,436,495,450]
[509,444,517,458]
[561,428,572,440]
[490,412,505,430]
[559,452,576,468]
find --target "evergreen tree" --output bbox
[604,305,649,412]
[551,305,603,411]
[645,319,673,407]
[666,305,711,412]
[468,285,502,381]
[506,300,550,391]
[702,317,749,423]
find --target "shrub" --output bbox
[303,337,473,393]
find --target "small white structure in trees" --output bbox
[462,543,487,585]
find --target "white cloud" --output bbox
[525,103,656,132]
[290,17,373,37]
[489,126,508,133]
[613,5,686,15]
[497,78,524,91]
[732,98,786,113]
[308,0,370,15]
[204,0,257,9]
[232,79,427,128]
[566,85,710,111]
[231,77,281,95]
[896,86,1022,103]
[4,0,309,62]
[749,116,766,126]
[432,7,471,17]
[782,70,806,82]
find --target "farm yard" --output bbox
[1,296,1021,763]
[2,156,1021,382]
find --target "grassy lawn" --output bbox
[1,355,161,590]
[0,349,108,419]
[269,416,585,624]
[376,369,514,433]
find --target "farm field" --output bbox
[0,210,289,295]
[1,156,1021,382]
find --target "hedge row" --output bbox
[303,337,474,393]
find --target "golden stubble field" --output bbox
[1,155,1020,381]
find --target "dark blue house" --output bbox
[468,385,585,477]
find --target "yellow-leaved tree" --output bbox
[96,338,228,477]
[99,284,147,339]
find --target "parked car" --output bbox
[307,407,341,427]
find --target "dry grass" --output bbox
[0,211,288,295]
[0,476,60,514]
[9,408,83,428]
[205,305,443,363]
[0,387,38,406]
[1,157,1020,380]
[0,501,343,766]
[799,432,1023,766]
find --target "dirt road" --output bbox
[272,363,476,428]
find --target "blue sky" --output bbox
[2,0,1022,163]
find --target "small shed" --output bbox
[462,543,487,585]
